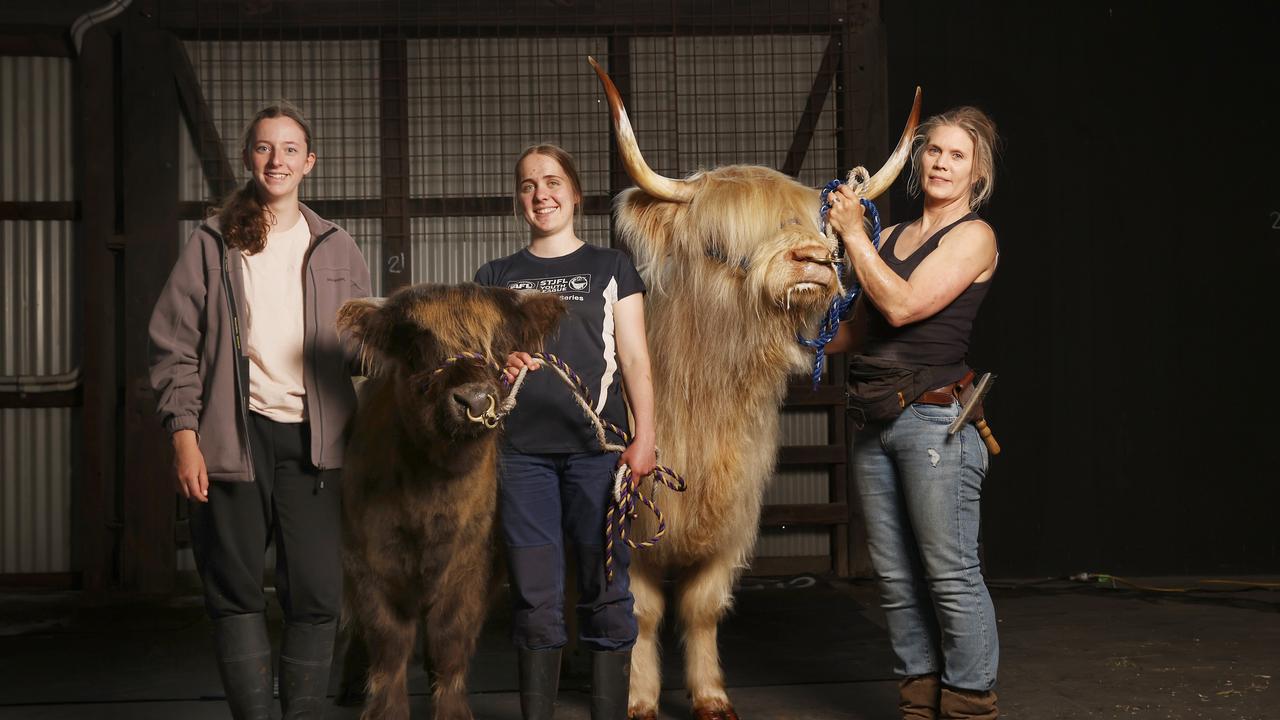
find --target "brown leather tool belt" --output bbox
[914,370,977,407]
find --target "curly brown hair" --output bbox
[211,102,314,255]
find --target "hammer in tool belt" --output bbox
[948,372,1001,455]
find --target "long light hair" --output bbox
[907,106,999,210]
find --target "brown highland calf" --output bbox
[588,59,920,719]
[336,283,563,720]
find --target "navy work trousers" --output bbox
[498,450,638,652]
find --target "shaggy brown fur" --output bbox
[337,284,563,720]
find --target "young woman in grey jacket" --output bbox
[148,102,370,720]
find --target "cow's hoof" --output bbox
[692,703,740,720]
[628,709,659,720]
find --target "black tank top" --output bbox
[862,213,993,375]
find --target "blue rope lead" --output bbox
[799,179,882,389]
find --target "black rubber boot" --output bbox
[211,613,274,720]
[518,647,562,720]
[279,620,337,719]
[590,650,631,720]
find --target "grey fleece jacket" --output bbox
[148,204,371,482]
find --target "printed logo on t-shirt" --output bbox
[507,274,592,302]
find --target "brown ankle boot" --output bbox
[940,686,998,719]
[898,674,940,719]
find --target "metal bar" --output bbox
[777,445,846,466]
[784,383,845,407]
[380,36,412,293]
[606,33,632,252]
[0,28,72,57]
[761,503,850,527]
[0,572,81,589]
[178,196,615,221]
[0,202,79,221]
[170,35,237,199]
[780,33,840,178]
[159,1,854,35]
[0,388,82,408]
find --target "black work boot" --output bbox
[590,650,631,720]
[211,613,274,720]
[279,620,337,719]
[518,647,563,720]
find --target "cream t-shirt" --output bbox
[241,213,311,423]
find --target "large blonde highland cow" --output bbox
[588,59,920,720]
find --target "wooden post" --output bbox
[77,23,120,593]
[840,1,889,578]
[119,1,181,593]
[380,35,412,294]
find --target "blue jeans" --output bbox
[498,450,637,652]
[851,401,999,692]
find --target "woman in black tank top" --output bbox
[824,106,1003,718]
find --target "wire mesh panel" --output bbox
[630,35,838,185]
[407,37,613,284]
[183,39,382,201]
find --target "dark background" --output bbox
[883,1,1278,576]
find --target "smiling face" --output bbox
[919,124,978,205]
[516,152,580,239]
[243,115,315,203]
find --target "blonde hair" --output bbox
[907,106,999,210]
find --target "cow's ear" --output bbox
[336,297,392,376]
[511,291,567,352]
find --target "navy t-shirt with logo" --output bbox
[474,243,646,454]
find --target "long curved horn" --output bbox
[854,86,923,199]
[588,56,697,203]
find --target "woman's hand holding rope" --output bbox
[497,350,687,583]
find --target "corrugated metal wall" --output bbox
[0,56,76,574]
[759,409,832,557]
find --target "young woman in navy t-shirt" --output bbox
[474,144,656,720]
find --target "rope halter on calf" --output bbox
[435,350,688,585]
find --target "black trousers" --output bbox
[190,412,342,623]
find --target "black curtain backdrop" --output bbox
[881,1,1278,577]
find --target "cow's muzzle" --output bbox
[453,386,500,429]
